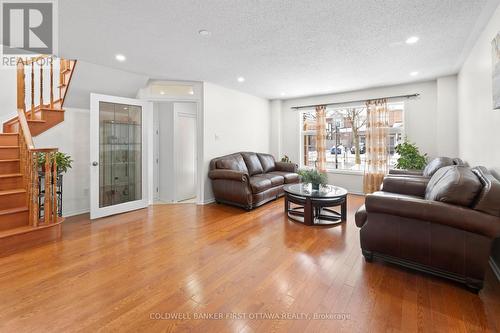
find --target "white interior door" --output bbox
[174,102,197,201]
[90,93,151,219]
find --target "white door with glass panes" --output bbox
[90,94,151,219]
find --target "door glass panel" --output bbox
[99,102,142,208]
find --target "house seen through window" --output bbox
[301,102,405,171]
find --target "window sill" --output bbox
[326,169,364,176]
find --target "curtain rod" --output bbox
[291,93,420,110]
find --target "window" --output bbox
[301,102,405,171]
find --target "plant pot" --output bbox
[312,183,320,190]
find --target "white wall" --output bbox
[436,75,459,157]
[155,102,175,203]
[275,80,457,193]
[65,61,149,109]
[33,108,90,216]
[457,3,500,273]
[202,82,271,202]
[458,5,500,177]
[0,67,18,123]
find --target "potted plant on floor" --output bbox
[298,168,328,190]
[394,139,427,170]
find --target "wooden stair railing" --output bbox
[0,55,74,254]
[17,108,58,226]
[4,55,76,134]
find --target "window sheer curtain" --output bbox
[363,99,389,193]
[315,105,327,172]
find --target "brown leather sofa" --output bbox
[208,152,299,210]
[355,165,500,291]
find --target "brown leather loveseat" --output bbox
[208,152,299,210]
[355,165,500,291]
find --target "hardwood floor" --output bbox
[0,195,499,332]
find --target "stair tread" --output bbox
[0,188,26,195]
[0,206,28,215]
[0,146,19,148]
[0,226,36,238]
[0,133,17,136]
[0,159,20,163]
[41,107,65,112]
[27,119,46,123]
[0,173,22,178]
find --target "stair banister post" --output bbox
[16,57,26,113]
[44,152,52,224]
[30,59,35,119]
[39,58,43,109]
[50,57,54,108]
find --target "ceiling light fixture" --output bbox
[280,92,286,96]
[198,29,211,36]
[160,91,165,95]
[237,77,245,83]
[406,36,419,45]
[410,71,419,76]
[115,54,126,62]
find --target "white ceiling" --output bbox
[59,0,499,99]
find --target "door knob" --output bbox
[92,161,98,166]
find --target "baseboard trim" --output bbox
[199,199,215,205]
[489,256,500,282]
[63,209,90,218]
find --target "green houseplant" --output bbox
[37,152,73,174]
[394,139,427,170]
[298,168,328,190]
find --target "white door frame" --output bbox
[173,102,197,202]
[149,99,203,204]
[90,93,152,219]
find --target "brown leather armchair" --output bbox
[388,157,464,177]
[355,165,500,291]
[208,152,299,210]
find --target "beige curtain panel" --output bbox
[363,99,389,193]
[315,105,327,172]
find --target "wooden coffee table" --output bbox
[283,183,348,226]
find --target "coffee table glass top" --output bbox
[284,183,348,198]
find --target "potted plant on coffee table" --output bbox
[298,168,328,190]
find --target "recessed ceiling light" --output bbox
[198,29,211,36]
[280,92,286,96]
[237,77,245,83]
[160,91,165,95]
[115,54,126,62]
[406,36,419,45]
[189,90,194,95]
[410,71,419,76]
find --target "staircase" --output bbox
[0,56,76,255]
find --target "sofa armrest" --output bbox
[208,169,249,182]
[275,162,298,173]
[388,169,424,176]
[381,176,428,197]
[365,192,500,238]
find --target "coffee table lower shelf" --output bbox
[284,193,347,226]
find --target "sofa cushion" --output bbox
[249,175,272,193]
[241,152,264,176]
[423,157,454,177]
[259,173,284,186]
[216,154,248,173]
[425,166,482,207]
[472,166,500,217]
[268,171,299,184]
[257,153,276,173]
